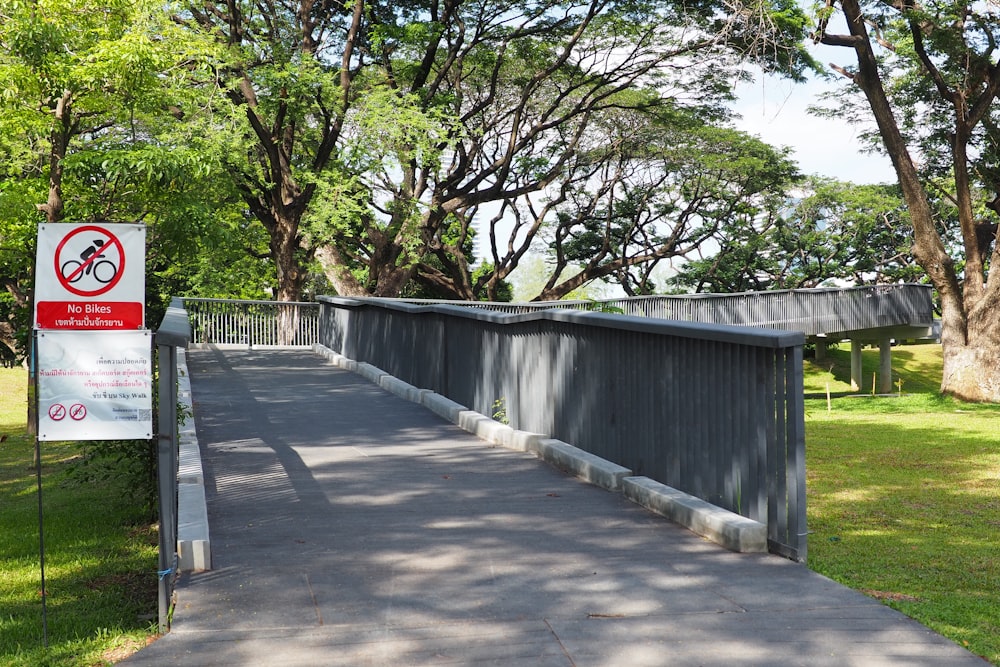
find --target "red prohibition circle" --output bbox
[53,225,126,297]
[48,404,67,421]
[69,403,87,421]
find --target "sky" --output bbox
[729,33,898,186]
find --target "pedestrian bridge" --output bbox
[129,345,981,665]
[586,285,937,394]
[136,290,983,665]
[167,283,934,572]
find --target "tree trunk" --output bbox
[315,246,368,297]
[271,227,304,304]
[29,90,75,438]
[941,294,1000,401]
[832,0,1000,400]
[268,211,306,345]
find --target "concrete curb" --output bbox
[176,348,212,571]
[356,362,387,384]
[379,375,428,403]
[622,476,767,553]
[310,344,762,553]
[420,392,467,422]
[536,438,632,492]
[312,344,357,371]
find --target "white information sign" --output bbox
[34,223,146,330]
[37,330,153,441]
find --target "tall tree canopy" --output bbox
[671,178,920,292]
[183,0,816,303]
[0,0,254,359]
[812,0,1000,400]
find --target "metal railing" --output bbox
[393,284,934,337]
[179,285,929,349]
[153,297,191,632]
[181,298,320,347]
[593,284,933,335]
[319,296,808,561]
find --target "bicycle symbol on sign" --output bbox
[60,239,120,285]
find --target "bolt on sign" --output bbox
[34,223,145,330]
[36,330,153,441]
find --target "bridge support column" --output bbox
[879,336,893,394]
[814,339,828,362]
[850,339,863,392]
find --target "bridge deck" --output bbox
[125,348,977,666]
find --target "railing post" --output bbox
[787,344,807,561]
[154,298,191,633]
[155,340,178,634]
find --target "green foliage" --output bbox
[491,397,509,425]
[550,112,800,297]
[811,0,1000,399]
[509,255,609,302]
[63,439,158,519]
[670,178,921,293]
[0,0,259,344]
[0,179,42,362]
[179,0,825,300]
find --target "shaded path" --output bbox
[125,348,983,666]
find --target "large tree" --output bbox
[185,0,816,303]
[671,178,921,292]
[812,0,1000,400]
[534,120,801,299]
[0,0,240,358]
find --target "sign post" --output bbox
[31,222,150,647]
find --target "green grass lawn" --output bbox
[0,367,159,666]
[804,344,1000,664]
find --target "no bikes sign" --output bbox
[33,223,151,441]
[34,223,145,329]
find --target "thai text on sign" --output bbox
[36,330,153,441]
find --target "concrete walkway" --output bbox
[124,348,985,666]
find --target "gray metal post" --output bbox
[788,345,807,562]
[153,298,191,634]
[155,340,178,634]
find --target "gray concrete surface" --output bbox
[123,348,986,666]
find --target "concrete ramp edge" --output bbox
[176,348,212,571]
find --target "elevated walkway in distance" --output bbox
[404,285,936,394]
[594,284,935,342]
[599,285,937,393]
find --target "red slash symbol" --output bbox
[48,404,67,421]
[69,403,87,421]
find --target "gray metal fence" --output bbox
[319,296,807,561]
[181,298,320,346]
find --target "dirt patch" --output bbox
[98,634,159,665]
[861,589,921,603]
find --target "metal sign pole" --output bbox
[32,332,49,648]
